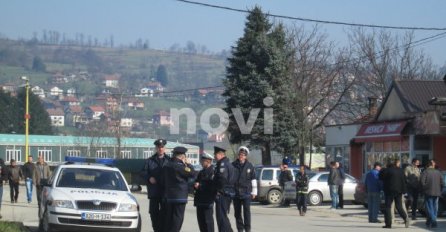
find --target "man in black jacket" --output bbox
[278,162,293,207]
[213,146,235,232]
[143,139,171,232]
[194,152,216,232]
[232,146,256,232]
[163,146,196,232]
[23,155,36,203]
[420,159,444,228]
[379,159,410,229]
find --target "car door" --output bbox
[314,173,331,201]
[343,174,358,201]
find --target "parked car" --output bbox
[39,159,141,232]
[283,171,358,206]
[255,165,311,204]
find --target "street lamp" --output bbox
[22,76,30,161]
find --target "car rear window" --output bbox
[261,169,273,180]
[318,174,328,182]
[57,168,128,191]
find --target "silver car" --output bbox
[283,171,358,206]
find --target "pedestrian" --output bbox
[278,162,293,207]
[328,161,341,209]
[336,162,346,209]
[295,165,309,216]
[34,154,51,215]
[23,155,36,203]
[194,152,217,232]
[213,146,236,232]
[143,139,171,232]
[0,158,6,218]
[420,159,444,228]
[163,146,196,232]
[232,146,256,232]
[404,158,421,220]
[379,159,410,229]
[7,159,23,203]
[365,162,383,223]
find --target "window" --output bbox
[96,150,107,158]
[261,169,273,180]
[143,150,153,159]
[6,149,21,162]
[67,150,81,157]
[121,150,131,159]
[318,174,329,182]
[38,149,52,162]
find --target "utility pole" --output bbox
[22,76,30,160]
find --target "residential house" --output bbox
[125,98,144,110]
[50,86,64,97]
[52,73,67,84]
[103,74,120,88]
[146,81,164,93]
[153,111,173,126]
[120,118,134,128]
[85,106,106,120]
[60,96,80,107]
[31,86,45,99]
[66,88,77,97]
[208,132,226,143]
[65,105,87,127]
[137,87,154,97]
[47,108,65,127]
[1,83,16,93]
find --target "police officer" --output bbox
[143,139,170,232]
[232,146,256,232]
[213,146,235,232]
[194,152,217,232]
[163,146,196,232]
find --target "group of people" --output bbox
[0,155,51,219]
[365,158,444,229]
[142,138,257,232]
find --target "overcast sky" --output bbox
[1,0,445,66]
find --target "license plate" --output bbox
[81,212,111,221]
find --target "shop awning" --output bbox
[354,121,408,143]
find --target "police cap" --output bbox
[154,139,167,147]
[214,146,226,154]
[172,146,188,155]
[238,146,250,155]
[201,152,214,160]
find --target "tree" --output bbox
[156,64,168,86]
[0,89,20,133]
[32,56,46,72]
[16,88,53,135]
[224,7,293,165]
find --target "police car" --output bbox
[38,157,141,232]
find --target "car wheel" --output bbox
[267,189,282,204]
[308,191,322,206]
[41,207,54,232]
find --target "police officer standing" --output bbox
[143,139,171,232]
[213,146,236,232]
[163,146,196,232]
[232,146,256,232]
[194,152,217,232]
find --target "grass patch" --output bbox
[0,221,28,232]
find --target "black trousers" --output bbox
[408,187,419,218]
[9,181,19,202]
[197,205,215,232]
[384,193,408,227]
[296,193,307,212]
[215,195,233,232]
[233,197,251,232]
[164,202,186,232]
[149,197,165,232]
[338,184,344,208]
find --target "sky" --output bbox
[1,0,446,67]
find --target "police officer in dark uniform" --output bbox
[163,146,196,232]
[213,146,235,232]
[232,146,256,232]
[194,152,217,232]
[142,139,170,232]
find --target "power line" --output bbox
[177,0,446,31]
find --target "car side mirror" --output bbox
[130,184,142,192]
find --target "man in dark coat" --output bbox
[295,165,309,216]
[213,146,235,232]
[328,161,342,209]
[420,159,444,228]
[194,152,216,232]
[278,162,293,207]
[232,146,256,232]
[8,159,23,203]
[142,139,171,232]
[163,146,196,232]
[379,159,409,229]
[22,155,36,203]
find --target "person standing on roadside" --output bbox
[365,162,383,223]
[0,159,6,218]
[328,161,341,209]
[420,159,444,228]
[295,165,309,216]
[379,159,410,229]
[34,154,51,214]
[143,139,171,232]
[23,155,36,203]
[278,162,293,207]
[7,159,22,203]
[404,158,421,220]
[232,146,256,232]
[194,153,217,232]
[336,162,346,209]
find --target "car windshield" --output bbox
[56,168,128,191]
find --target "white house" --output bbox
[50,86,64,97]
[66,88,77,97]
[103,74,120,88]
[31,86,45,99]
[120,118,134,128]
[85,106,106,120]
[47,108,65,127]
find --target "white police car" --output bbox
[38,157,141,232]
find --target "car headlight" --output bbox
[52,200,74,209]
[118,203,138,212]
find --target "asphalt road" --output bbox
[1,185,444,231]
